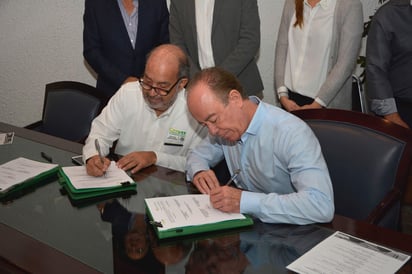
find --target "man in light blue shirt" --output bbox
[185,67,334,225]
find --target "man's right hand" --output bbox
[86,155,111,177]
[192,170,220,194]
[384,112,410,129]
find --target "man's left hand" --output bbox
[116,151,157,174]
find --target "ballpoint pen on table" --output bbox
[40,152,53,163]
[94,139,106,176]
[225,169,241,186]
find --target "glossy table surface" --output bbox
[1,122,412,274]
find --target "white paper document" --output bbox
[61,161,133,189]
[0,157,58,193]
[287,231,410,274]
[145,194,247,231]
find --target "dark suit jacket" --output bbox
[83,0,169,98]
[169,0,263,97]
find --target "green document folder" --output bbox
[145,194,254,239]
[58,167,137,206]
[0,157,59,201]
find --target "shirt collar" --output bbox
[304,0,330,10]
[239,96,262,143]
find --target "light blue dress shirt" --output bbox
[186,97,334,224]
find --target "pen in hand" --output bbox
[225,169,241,186]
[94,139,106,176]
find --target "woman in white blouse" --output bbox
[274,0,363,111]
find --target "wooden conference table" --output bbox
[1,122,412,274]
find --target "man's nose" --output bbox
[147,87,159,97]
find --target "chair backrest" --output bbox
[352,74,368,114]
[41,81,106,143]
[293,109,412,230]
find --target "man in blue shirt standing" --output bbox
[185,67,334,225]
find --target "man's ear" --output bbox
[228,89,243,105]
[179,77,189,89]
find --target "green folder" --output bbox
[0,166,59,201]
[0,157,60,201]
[58,168,137,205]
[145,195,254,239]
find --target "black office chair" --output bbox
[352,74,368,113]
[26,81,107,143]
[293,109,412,230]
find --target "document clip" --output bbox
[149,220,163,228]
[120,181,131,186]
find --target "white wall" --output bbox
[0,0,381,127]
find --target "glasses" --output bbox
[139,77,183,96]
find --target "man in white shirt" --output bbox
[83,44,207,176]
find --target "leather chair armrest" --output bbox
[367,188,401,225]
[25,121,43,131]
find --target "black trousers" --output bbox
[288,90,314,106]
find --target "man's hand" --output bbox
[116,151,157,174]
[279,97,300,112]
[192,170,220,194]
[123,76,139,84]
[86,155,110,177]
[210,186,242,213]
[384,112,410,129]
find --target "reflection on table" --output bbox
[100,198,332,274]
[1,122,411,274]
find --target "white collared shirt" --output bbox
[83,82,207,172]
[283,0,336,105]
[195,0,215,69]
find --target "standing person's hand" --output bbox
[123,76,139,84]
[280,97,300,112]
[300,101,322,110]
[384,113,410,129]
